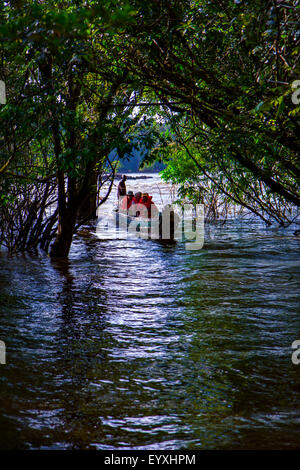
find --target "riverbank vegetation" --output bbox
[0,0,299,257]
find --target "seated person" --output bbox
[120,191,134,211]
[140,193,159,218]
[133,192,142,204]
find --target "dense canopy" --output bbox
[0,0,299,256]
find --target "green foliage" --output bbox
[1,0,300,254]
[119,0,300,215]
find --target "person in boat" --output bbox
[117,175,127,201]
[131,192,142,217]
[133,192,142,204]
[120,191,134,211]
[140,193,159,218]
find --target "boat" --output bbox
[114,208,159,232]
[113,206,179,241]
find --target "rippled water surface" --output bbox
[0,175,300,449]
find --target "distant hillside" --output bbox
[112,148,166,173]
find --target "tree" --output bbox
[0,0,146,257]
[119,0,300,212]
[1,0,299,258]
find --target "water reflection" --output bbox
[0,177,300,449]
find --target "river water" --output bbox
[0,174,300,449]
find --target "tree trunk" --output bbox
[49,206,77,258]
[77,170,98,221]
